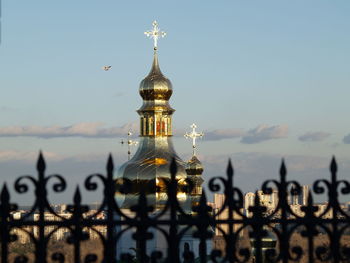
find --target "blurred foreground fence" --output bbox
[0,153,350,263]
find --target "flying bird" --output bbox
[102,66,112,71]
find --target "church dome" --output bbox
[185,155,204,176]
[139,51,173,101]
[116,21,199,211]
[116,49,187,209]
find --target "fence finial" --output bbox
[226,159,234,179]
[280,158,286,180]
[37,151,46,172]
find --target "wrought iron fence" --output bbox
[0,153,350,263]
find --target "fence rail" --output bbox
[0,153,349,263]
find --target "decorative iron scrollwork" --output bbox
[0,153,349,263]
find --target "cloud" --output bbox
[343,134,350,144]
[0,150,127,166]
[298,132,331,142]
[0,122,138,139]
[175,125,287,143]
[204,128,245,141]
[240,124,288,144]
[0,150,61,162]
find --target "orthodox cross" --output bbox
[184,124,204,156]
[144,20,166,50]
[120,131,138,160]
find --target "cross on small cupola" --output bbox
[144,21,166,50]
[120,131,138,161]
[184,124,204,157]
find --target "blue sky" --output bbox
[0,1,349,203]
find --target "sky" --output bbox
[0,1,349,203]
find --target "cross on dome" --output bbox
[144,21,166,50]
[184,124,204,156]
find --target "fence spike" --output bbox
[107,154,114,174]
[37,151,46,172]
[307,190,314,207]
[254,190,260,207]
[226,159,234,179]
[280,158,287,180]
[0,184,9,204]
[330,156,337,175]
[200,189,207,205]
[73,186,82,205]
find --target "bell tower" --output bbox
[116,21,188,209]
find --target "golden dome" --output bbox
[139,51,173,101]
[185,155,204,176]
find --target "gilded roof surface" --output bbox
[139,52,173,101]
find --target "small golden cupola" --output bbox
[184,124,204,201]
[185,155,204,176]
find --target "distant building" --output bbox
[244,190,279,217]
[213,193,245,255]
[290,185,309,205]
[11,210,106,244]
[241,186,345,221]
